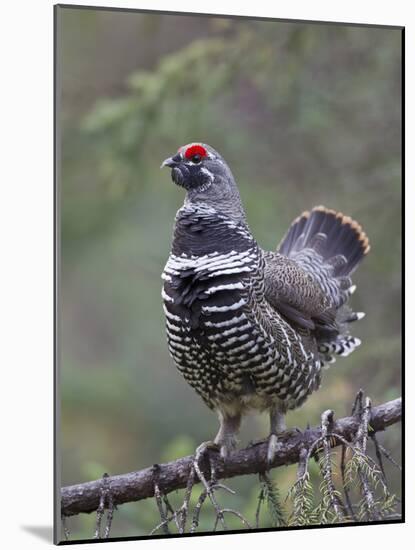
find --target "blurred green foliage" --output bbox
[58,7,402,540]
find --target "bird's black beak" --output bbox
[160,153,181,169]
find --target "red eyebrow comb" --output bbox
[183,144,208,159]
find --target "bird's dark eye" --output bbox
[191,154,202,164]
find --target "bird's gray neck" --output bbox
[172,201,254,258]
[184,174,247,226]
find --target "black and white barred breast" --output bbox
[162,203,322,414]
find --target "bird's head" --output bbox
[161,143,229,192]
[161,142,246,222]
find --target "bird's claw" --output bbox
[267,433,279,465]
[195,440,220,462]
[246,434,280,466]
[248,427,302,466]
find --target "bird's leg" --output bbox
[214,411,241,460]
[193,411,241,486]
[248,406,292,464]
[267,407,286,465]
[267,407,303,464]
[194,411,241,463]
[190,411,241,529]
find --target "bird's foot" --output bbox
[248,427,302,466]
[248,427,301,447]
[191,441,232,530]
[267,433,279,465]
[192,440,220,485]
[215,433,238,461]
[194,440,220,463]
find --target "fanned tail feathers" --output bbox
[278,205,370,275]
[278,205,370,365]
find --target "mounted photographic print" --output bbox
[54,4,404,545]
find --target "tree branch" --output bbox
[61,397,401,517]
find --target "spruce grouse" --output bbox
[161,142,370,462]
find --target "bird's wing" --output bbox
[263,251,337,332]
